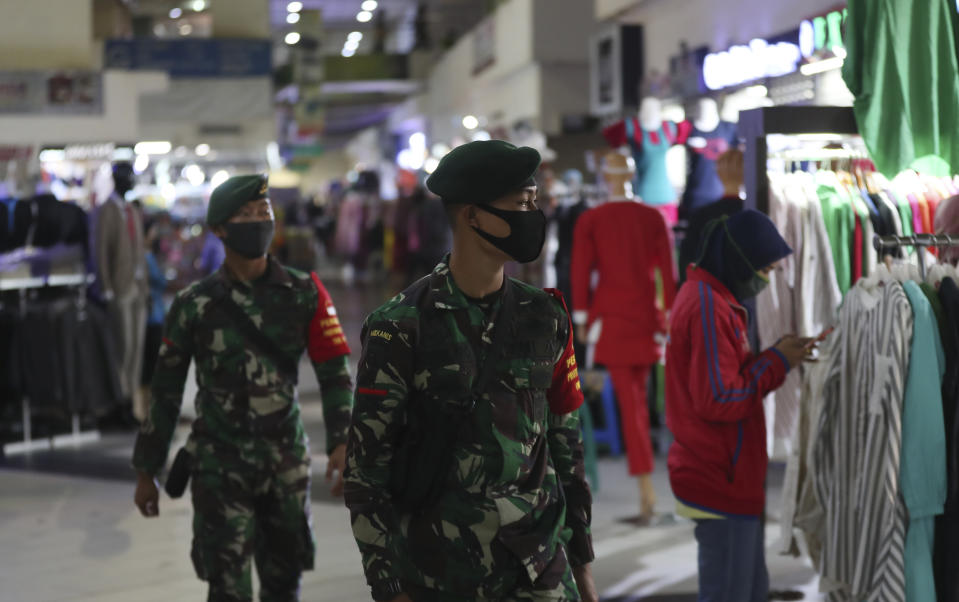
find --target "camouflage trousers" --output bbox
[401,543,581,601]
[190,436,315,602]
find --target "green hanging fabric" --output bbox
[843,0,959,177]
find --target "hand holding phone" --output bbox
[805,327,835,349]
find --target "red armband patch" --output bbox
[308,272,351,363]
[544,288,585,414]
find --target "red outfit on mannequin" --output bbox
[571,200,677,477]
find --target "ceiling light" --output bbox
[191,0,205,11]
[285,31,301,45]
[287,12,300,24]
[169,7,182,18]
[341,47,356,57]
[134,141,172,155]
[38,149,66,163]
[133,154,150,174]
[195,143,211,157]
[462,115,479,130]
[361,0,378,11]
[179,23,193,35]
[184,164,205,186]
[210,170,230,189]
[800,56,844,76]
[356,10,373,22]
[287,1,302,12]
[344,39,359,50]
[347,31,363,42]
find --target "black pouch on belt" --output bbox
[165,447,193,498]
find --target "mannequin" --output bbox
[601,98,689,224]
[572,149,677,523]
[680,97,739,217]
[94,161,148,424]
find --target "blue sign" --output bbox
[104,39,272,78]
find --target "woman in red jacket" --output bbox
[665,209,811,602]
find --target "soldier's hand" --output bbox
[134,472,160,517]
[573,563,599,602]
[326,443,347,497]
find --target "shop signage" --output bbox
[0,71,103,115]
[64,143,116,160]
[799,9,846,59]
[104,39,272,78]
[590,24,644,116]
[702,38,801,91]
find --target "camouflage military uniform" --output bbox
[344,257,593,601]
[132,256,352,602]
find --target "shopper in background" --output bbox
[344,140,596,602]
[132,174,354,602]
[137,221,167,423]
[197,223,225,276]
[677,148,745,286]
[665,209,812,602]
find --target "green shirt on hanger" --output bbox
[843,0,959,177]
[816,172,856,293]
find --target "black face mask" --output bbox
[471,205,547,264]
[222,220,275,259]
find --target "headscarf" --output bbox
[935,194,959,264]
[695,209,793,301]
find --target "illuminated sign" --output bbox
[702,38,801,91]
[800,9,846,59]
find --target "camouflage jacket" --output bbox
[344,258,593,598]
[132,256,352,476]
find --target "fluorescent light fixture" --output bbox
[195,143,211,156]
[287,1,303,12]
[38,149,66,162]
[361,0,378,11]
[341,47,356,57]
[800,56,844,76]
[210,170,230,189]
[134,141,172,155]
[462,115,479,130]
[409,132,426,150]
[344,39,359,51]
[184,164,205,186]
[348,31,363,41]
[169,7,182,18]
[191,0,205,11]
[285,31,301,45]
[287,12,300,24]
[356,10,372,22]
[424,157,440,174]
[134,154,150,174]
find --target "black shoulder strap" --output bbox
[465,278,514,410]
[212,283,299,381]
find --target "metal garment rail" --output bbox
[873,233,959,280]
[1,272,101,455]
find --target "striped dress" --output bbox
[812,280,912,601]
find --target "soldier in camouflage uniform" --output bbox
[132,175,353,602]
[344,141,597,602]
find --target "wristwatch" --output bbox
[370,578,403,601]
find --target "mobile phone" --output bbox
[805,327,835,349]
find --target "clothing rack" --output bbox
[740,106,860,214]
[1,272,101,455]
[873,234,959,280]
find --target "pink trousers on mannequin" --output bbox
[608,364,654,475]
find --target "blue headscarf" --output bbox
[695,209,793,301]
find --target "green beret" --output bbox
[426,140,541,205]
[206,174,269,226]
